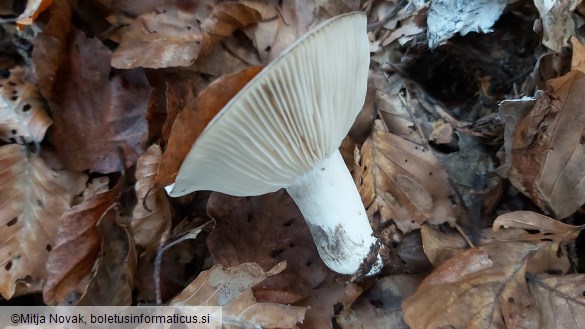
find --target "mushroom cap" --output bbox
[167,12,369,197]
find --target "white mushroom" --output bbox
[166,12,382,275]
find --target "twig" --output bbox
[455,223,475,248]
[367,0,408,32]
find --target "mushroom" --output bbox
[165,12,382,276]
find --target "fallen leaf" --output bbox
[338,275,422,329]
[31,0,72,101]
[155,65,263,188]
[94,0,168,16]
[131,145,171,256]
[534,0,581,52]
[504,70,585,218]
[420,225,482,266]
[16,0,53,28]
[570,36,585,72]
[493,210,584,241]
[528,273,585,328]
[160,74,207,143]
[356,120,457,233]
[403,234,579,329]
[403,242,538,329]
[171,262,306,329]
[188,40,255,77]
[77,209,136,306]
[200,2,262,55]
[206,191,327,304]
[43,179,121,305]
[50,29,151,173]
[0,144,86,299]
[395,231,433,273]
[111,7,205,69]
[254,0,355,61]
[240,1,279,62]
[111,2,261,69]
[300,281,362,329]
[0,67,52,143]
[258,0,317,61]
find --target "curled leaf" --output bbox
[131,145,171,256]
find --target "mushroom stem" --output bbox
[286,149,382,275]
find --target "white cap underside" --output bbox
[168,13,369,197]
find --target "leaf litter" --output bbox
[2,1,585,328]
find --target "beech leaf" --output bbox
[493,210,584,240]
[206,191,327,304]
[356,120,457,233]
[0,144,86,299]
[528,273,585,328]
[111,2,261,69]
[0,67,52,143]
[504,71,585,218]
[403,242,538,329]
[534,0,580,52]
[50,29,151,173]
[77,209,136,306]
[171,262,306,329]
[43,179,121,305]
[131,144,171,256]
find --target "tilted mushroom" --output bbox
[165,12,382,275]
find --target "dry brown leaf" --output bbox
[403,234,580,329]
[94,0,168,16]
[16,0,53,28]
[240,1,279,62]
[403,242,538,329]
[111,2,261,69]
[155,65,263,188]
[504,70,585,218]
[300,281,362,329]
[395,231,432,273]
[50,29,151,174]
[43,180,121,305]
[160,74,206,143]
[200,2,262,55]
[206,191,327,304]
[0,67,52,143]
[420,225,491,266]
[250,0,357,61]
[337,275,422,329]
[493,210,583,240]
[492,211,580,275]
[528,273,585,328]
[171,262,306,329]
[255,0,317,61]
[77,209,136,306]
[534,0,580,52]
[111,6,206,69]
[32,0,72,101]
[131,145,171,256]
[355,120,457,233]
[570,36,585,72]
[0,144,86,299]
